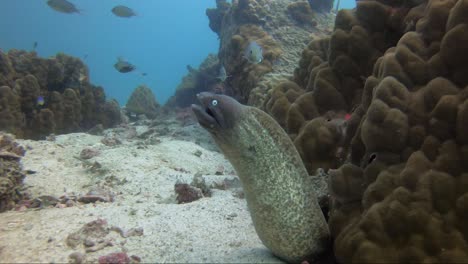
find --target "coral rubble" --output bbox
[0,133,26,212]
[0,50,121,139]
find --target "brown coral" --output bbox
[327,0,468,262]
[125,85,159,119]
[0,50,121,139]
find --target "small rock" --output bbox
[69,252,85,264]
[193,150,202,157]
[83,238,95,247]
[130,255,141,263]
[66,200,75,207]
[80,148,100,160]
[215,165,225,175]
[98,252,130,264]
[226,213,238,220]
[174,183,203,204]
[123,227,144,238]
[101,137,122,147]
[78,195,109,204]
[191,173,211,197]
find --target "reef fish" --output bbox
[111,5,137,18]
[37,96,45,106]
[244,41,263,64]
[217,65,230,82]
[47,0,81,14]
[191,92,330,263]
[114,57,136,73]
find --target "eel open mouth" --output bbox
[191,91,220,130]
[191,104,217,129]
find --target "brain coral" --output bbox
[0,50,121,139]
[125,85,160,119]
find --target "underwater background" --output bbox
[4,0,466,264]
[0,0,220,105]
[0,0,356,105]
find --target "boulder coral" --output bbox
[254,0,467,262]
[0,50,121,139]
[0,133,26,212]
[329,0,468,262]
[125,85,160,119]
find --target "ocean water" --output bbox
[0,0,219,105]
[335,0,357,10]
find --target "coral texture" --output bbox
[254,0,468,262]
[125,85,159,118]
[0,133,26,212]
[205,0,334,106]
[166,54,220,108]
[328,0,468,262]
[0,50,121,139]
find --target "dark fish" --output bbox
[33,41,38,50]
[114,57,136,73]
[47,0,81,14]
[111,5,137,18]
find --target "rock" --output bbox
[98,252,131,264]
[79,148,100,159]
[174,183,203,204]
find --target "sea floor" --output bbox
[0,117,282,263]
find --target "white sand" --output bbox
[0,123,283,263]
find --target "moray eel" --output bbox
[191,92,330,263]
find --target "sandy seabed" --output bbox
[0,121,283,263]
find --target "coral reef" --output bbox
[206,0,335,105]
[0,50,121,139]
[165,54,220,108]
[307,0,334,13]
[0,133,26,212]
[259,0,468,262]
[125,85,159,119]
[287,1,317,27]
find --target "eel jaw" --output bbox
[191,104,219,131]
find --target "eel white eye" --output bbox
[211,99,218,106]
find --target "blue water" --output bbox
[336,0,357,10]
[0,0,219,105]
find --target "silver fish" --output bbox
[244,41,263,64]
[111,5,137,18]
[217,65,230,82]
[47,0,81,14]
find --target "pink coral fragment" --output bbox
[98,252,130,264]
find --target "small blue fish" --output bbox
[37,96,45,106]
[244,41,263,64]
